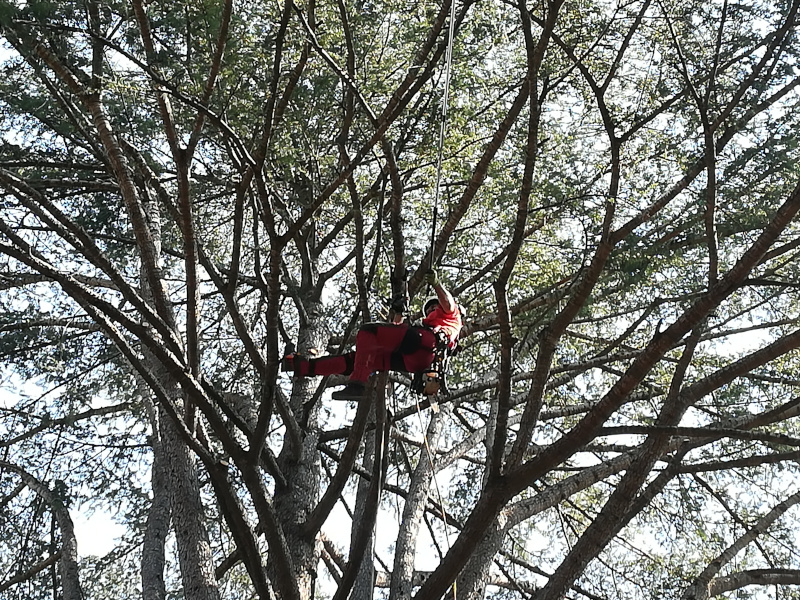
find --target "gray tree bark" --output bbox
[351,415,376,600]
[708,570,800,597]
[273,297,329,600]
[134,151,220,600]
[390,405,451,600]
[163,412,222,600]
[141,392,171,600]
[0,463,82,600]
[456,515,505,600]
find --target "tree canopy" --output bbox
[2,0,800,598]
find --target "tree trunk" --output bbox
[136,165,220,600]
[351,415,376,600]
[141,393,171,600]
[0,463,83,600]
[273,298,328,599]
[390,405,450,600]
[456,515,505,600]
[163,411,222,600]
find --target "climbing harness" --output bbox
[412,329,456,397]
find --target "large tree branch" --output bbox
[0,168,183,356]
[534,325,701,600]
[682,490,800,600]
[25,36,176,331]
[707,570,800,598]
[0,551,62,594]
[412,172,800,600]
[492,0,551,475]
[0,462,82,600]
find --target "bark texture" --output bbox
[273,298,328,599]
[390,405,450,600]
[141,396,171,600]
[0,463,82,600]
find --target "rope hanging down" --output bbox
[423,9,459,600]
[429,0,458,270]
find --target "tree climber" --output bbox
[282,270,463,400]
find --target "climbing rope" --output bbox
[427,9,458,594]
[415,397,457,600]
[429,0,458,271]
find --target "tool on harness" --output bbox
[412,330,456,397]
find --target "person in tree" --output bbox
[282,270,462,400]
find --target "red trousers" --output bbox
[293,323,437,382]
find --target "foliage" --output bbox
[2,0,800,598]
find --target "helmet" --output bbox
[423,297,440,315]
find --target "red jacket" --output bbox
[422,304,462,349]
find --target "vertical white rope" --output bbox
[428,4,458,596]
[415,397,457,600]
[429,0,458,270]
